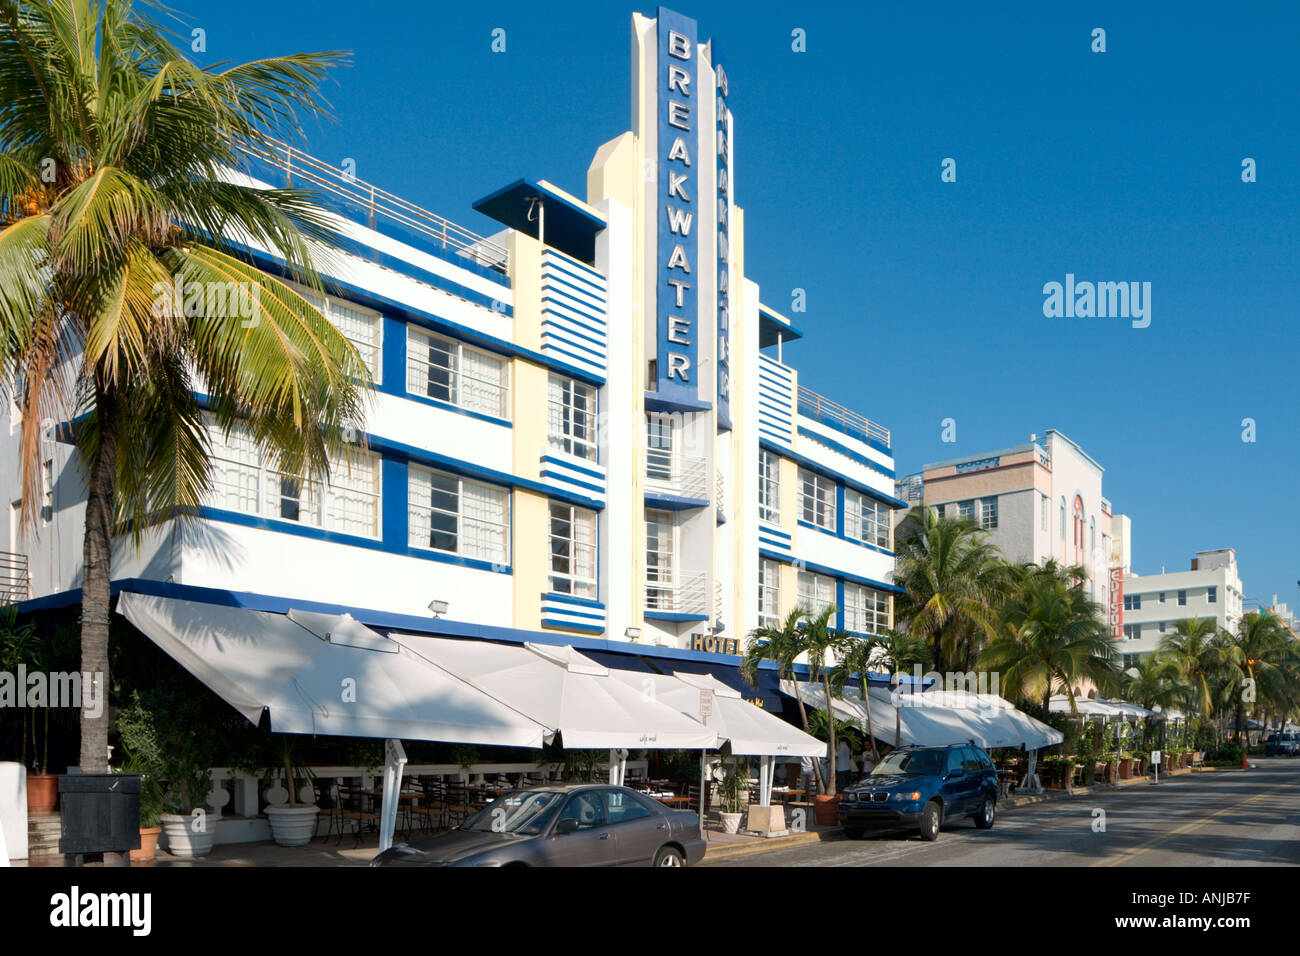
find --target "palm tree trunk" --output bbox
[822,669,837,795]
[790,680,826,793]
[862,678,879,762]
[79,381,118,774]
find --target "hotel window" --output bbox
[406,328,508,419]
[1177,590,1187,606]
[957,499,974,521]
[980,497,998,530]
[845,490,890,549]
[797,571,836,620]
[645,509,675,610]
[1059,497,1066,539]
[758,450,781,522]
[758,559,780,628]
[646,413,675,483]
[798,469,836,532]
[549,502,596,598]
[294,285,382,381]
[547,374,597,461]
[1207,586,1217,604]
[1159,592,1166,603]
[1123,623,1141,641]
[208,420,381,537]
[844,583,890,635]
[1124,593,1141,611]
[1159,622,1167,633]
[408,466,509,564]
[1041,495,1048,532]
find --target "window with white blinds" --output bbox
[292,284,382,381]
[407,466,509,565]
[548,374,597,461]
[797,571,836,619]
[549,502,597,598]
[845,489,890,549]
[406,328,509,419]
[758,559,780,628]
[798,469,836,531]
[843,583,890,635]
[758,450,780,522]
[207,420,380,538]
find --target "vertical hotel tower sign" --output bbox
[655,8,699,403]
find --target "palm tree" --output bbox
[1219,612,1291,744]
[874,627,931,748]
[0,0,368,772]
[832,634,885,762]
[1159,618,1227,721]
[893,504,1008,673]
[800,605,847,794]
[742,606,824,792]
[979,568,1118,716]
[1121,654,1186,752]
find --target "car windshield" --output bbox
[459,790,563,835]
[871,749,947,776]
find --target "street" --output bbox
[705,759,1300,867]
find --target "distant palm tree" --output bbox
[1218,613,1292,743]
[979,569,1118,716]
[0,0,367,771]
[893,504,1008,673]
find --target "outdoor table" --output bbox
[653,795,691,807]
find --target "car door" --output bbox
[601,788,668,865]
[939,748,970,815]
[541,790,620,866]
[963,747,993,807]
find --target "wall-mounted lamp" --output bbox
[428,599,449,618]
[624,627,641,641]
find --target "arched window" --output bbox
[1073,496,1085,564]
[1059,498,1066,540]
[1089,517,1095,561]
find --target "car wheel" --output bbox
[843,827,865,840]
[653,846,685,867]
[973,795,995,830]
[919,801,942,842]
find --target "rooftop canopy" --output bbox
[472,178,605,265]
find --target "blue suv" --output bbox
[838,744,999,841]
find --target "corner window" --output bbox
[798,469,836,531]
[843,583,890,634]
[846,490,891,549]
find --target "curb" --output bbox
[702,827,842,861]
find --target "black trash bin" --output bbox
[58,774,142,865]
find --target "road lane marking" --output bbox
[1091,786,1281,867]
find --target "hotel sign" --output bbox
[655,9,699,402]
[690,633,739,656]
[714,51,731,423]
[1109,566,1124,641]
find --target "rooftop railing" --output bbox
[235,137,510,275]
[797,385,890,448]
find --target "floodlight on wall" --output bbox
[624,627,641,641]
[427,599,449,618]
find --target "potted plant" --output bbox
[716,759,749,834]
[133,684,218,858]
[261,735,319,847]
[1117,751,1134,779]
[116,693,166,862]
[0,612,73,813]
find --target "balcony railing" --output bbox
[645,569,708,616]
[235,136,509,274]
[797,385,890,447]
[645,452,709,501]
[0,551,31,606]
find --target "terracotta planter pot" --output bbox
[813,794,839,826]
[1103,760,1117,783]
[130,827,161,863]
[26,773,58,813]
[1118,758,1133,779]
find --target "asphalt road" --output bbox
[704,758,1300,867]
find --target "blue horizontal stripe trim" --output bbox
[539,592,606,610]
[797,426,896,479]
[542,341,607,371]
[539,328,607,360]
[234,244,607,389]
[541,618,607,634]
[540,309,608,344]
[644,492,710,511]
[762,439,905,510]
[385,387,513,427]
[644,392,712,414]
[543,257,607,294]
[543,272,608,307]
[759,548,905,596]
[196,507,513,573]
[540,455,605,480]
[797,519,896,556]
[644,611,711,623]
[367,433,604,511]
[538,470,607,495]
[757,359,793,380]
[758,524,792,540]
[539,605,607,622]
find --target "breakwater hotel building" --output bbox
[3,8,903,695]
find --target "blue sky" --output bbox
[177,0,1300,611]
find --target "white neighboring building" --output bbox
[1115,549,1245,665]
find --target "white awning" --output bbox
[783,681,1063,751]
[388,634,719,750]
[606,670,825,757]
[117,593,550,748]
